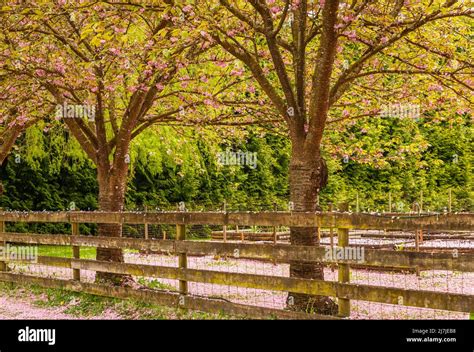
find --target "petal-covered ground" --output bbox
[0,295,121,320]
[6,253,472,319]
[3,232,472,320]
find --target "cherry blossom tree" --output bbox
[0,0,222,284]
[194,0,472,313]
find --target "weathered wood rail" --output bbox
[0,211,472,231]
[211,230,290,241]
[1,234,472,272]
[0,211,472,319]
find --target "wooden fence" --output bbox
[0,211,472,319]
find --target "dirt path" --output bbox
[0,295,120,320]
[0,295,74,319]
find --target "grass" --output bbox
[34,287,112,317]
[0,281,239,320]
[137,277,177,291]
[38,245,96,259]
[38,245,139,259]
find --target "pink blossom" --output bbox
[345,30,357,41]
[216,61,228,68]
[109,48,121,56]
[343,15,354,23]
[114,26,126,34]
[270,6,280,14]
[35,69,46,77]
[182,5,193,13]
[230,67,244,77]
[54,63,66,75]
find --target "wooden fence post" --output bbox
[448,189,452,213]
[0,220,6,272]
[388,192,392,213]
[144,206,149,254]
[144,206,149,240]
[223,201,227,243]
[415,228,422,276]
[329,203,334,249]
[420,190,423,214]
[337,227,350,317]
[337,203,350,318]
[273,203,277,244]
[71,222,81,281]
[176,223,188,295]
[237,225,244,242]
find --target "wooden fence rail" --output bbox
[0,211,472,231]
[0,211,472,319]
[1,233,472,272]
[5,256,471,312]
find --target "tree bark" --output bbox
[287,148,337,315]
[95,166,129,285]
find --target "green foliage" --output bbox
[321,115,472,212]
[1,116,471,224]
[125,128,290,211]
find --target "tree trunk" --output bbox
[287,150,337,315]
[95,167,129,285]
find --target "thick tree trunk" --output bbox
[287,150,337,315]
[95,167,129,285]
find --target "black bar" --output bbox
[0,320,472,352]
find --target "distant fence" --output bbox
[0,211,472,319]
